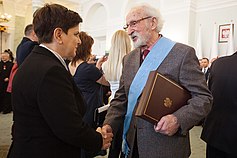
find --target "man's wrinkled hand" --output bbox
[154,114,180,136]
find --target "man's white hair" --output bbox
[128,3,164,33]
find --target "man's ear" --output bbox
[151,17,158,31]
[54,28,63,44]
[31,31,38,42]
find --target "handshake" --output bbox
[96,124,113,150]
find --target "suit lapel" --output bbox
[129,48,141,78]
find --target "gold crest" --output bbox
[164,97,172,108]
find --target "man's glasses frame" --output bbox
[123,16,152,30]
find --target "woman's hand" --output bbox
[96,56,108,69]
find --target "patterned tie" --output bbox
[141,49,150,63]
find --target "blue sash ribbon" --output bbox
[122,37,176,157]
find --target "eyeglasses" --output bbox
[123,16,152,30]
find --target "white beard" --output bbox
[132,32,150,48]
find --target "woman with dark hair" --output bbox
[69,31,110,158]
[8,4,112,158]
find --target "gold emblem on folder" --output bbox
[164,98,172,108]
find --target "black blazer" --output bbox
[9,46,102,158]
[201,52,237,155]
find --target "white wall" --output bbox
[80,0,237,59]
[162,11,190,44]
[2,0,237,59]
[196,5,237,58]
[1,0,15,53]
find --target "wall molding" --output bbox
[196,0,237,12]
[161,0,237,15]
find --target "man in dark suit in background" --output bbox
[8,3,112,158]
[6,25,38,99]
[16,24,38,66]
[201,51,237,158]
[201,57,210,81]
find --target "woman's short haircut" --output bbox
[33,3,82,44]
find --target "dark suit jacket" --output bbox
[9,46,102,158]
[201,52,237,155]
[16,37,38,66]
[0,61,13,93]
[204,67,210,81]
[104,43,212,158]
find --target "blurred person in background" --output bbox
[201,51,237,158]
[16,24,38,66]
[0,50,14,114]
[102,30,132,158]
[201,57,210,81]
[103,30,132,99]
[69,31,110,158]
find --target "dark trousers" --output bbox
[0,92,4,112]
[207,144,237,158]
[108,125,123,158]
[131,136,139,158]
[121,132,139,158]
[2,92,12,113]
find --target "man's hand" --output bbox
[154,114,180,136]
[97,125,113,150]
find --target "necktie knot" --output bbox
[142,49,150,60]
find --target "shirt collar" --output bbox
[39,44,68,71]
[141,34,162,52]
